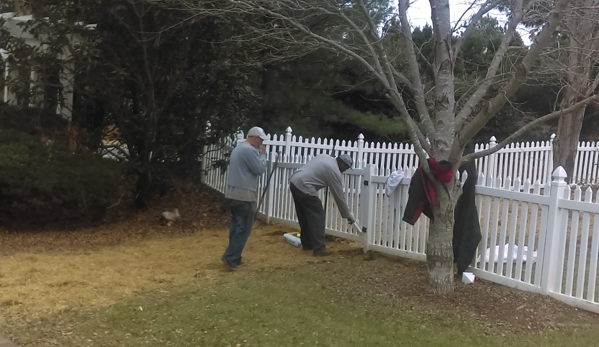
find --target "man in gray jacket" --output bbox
[289,154,355,256]
[222,126,268,270]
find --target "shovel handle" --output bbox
[259,152,281,202]
[256,152,281,220]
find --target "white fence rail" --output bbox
[201,134,599,314]
[201,128,599,185]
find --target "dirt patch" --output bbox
[265,230,287,236]
[337,248,365,257]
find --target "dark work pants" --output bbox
[222,199,255,268]
[290,183,327,252]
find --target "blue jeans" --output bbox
[222,199,256,268]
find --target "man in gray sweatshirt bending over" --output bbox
[289,154,356,256]
[221,126,268,270]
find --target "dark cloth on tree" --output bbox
[290,183,327,253]
[402,158,454,225]
[453,147,482,275]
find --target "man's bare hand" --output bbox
[259,145,266,155]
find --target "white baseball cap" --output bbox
[247,126,269,140]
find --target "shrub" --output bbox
[0,130,129,230]
[0,104,68,137]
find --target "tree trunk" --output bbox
[553,107,585,182]
[424,0,456,294]
[425,179,457,294]
[67,120,80,150]
[135,164,152,209]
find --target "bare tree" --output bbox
[550,0,599,182]
[157,0,599,294]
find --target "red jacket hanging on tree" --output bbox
[402,158,453,225]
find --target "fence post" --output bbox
[285,126,293,161]
[200,121,211,184]
[361,164,376,252]
[547,133,556,184]
[487,136,497,179]
[540,166,568,295]
[357,133,364,168]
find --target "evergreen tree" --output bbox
[255,0,407,141]
[1,0,263,206]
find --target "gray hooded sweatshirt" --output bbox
[290,155,354,219]
[225,141,267,202]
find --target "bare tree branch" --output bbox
[463,95,599,163]
[398,0,435,137]
[357,0,399,93]
[337,10,386,77]
[453,0,524,131]
[452,0,506,59]
[228,1,393,89]
[458,0,570,149]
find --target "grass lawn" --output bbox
[2,182,599,347]
[7,256,599,347]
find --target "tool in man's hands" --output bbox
[324,143,336,218]
[349,219,366,233]
[253,151,281,228]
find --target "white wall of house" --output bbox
[0,12,75,121]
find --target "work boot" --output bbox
[313,250,332,257]
[221,257,238,271]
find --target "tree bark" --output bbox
[553,107,585,182]
[426,179,458,294]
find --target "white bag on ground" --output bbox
[284,233,301,247]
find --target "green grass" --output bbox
[10,258,599,347]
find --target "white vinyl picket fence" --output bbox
[470,168,599,312]
[201,130,599,313]
[201,128,599,185]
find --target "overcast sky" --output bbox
[406,0,507,28]
[405,0,531,45]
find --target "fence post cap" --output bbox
[551,166,567,181]
[358,133,364,140]
[286,126,293,133]
[550,133,556,140]
[490,136,497,143]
